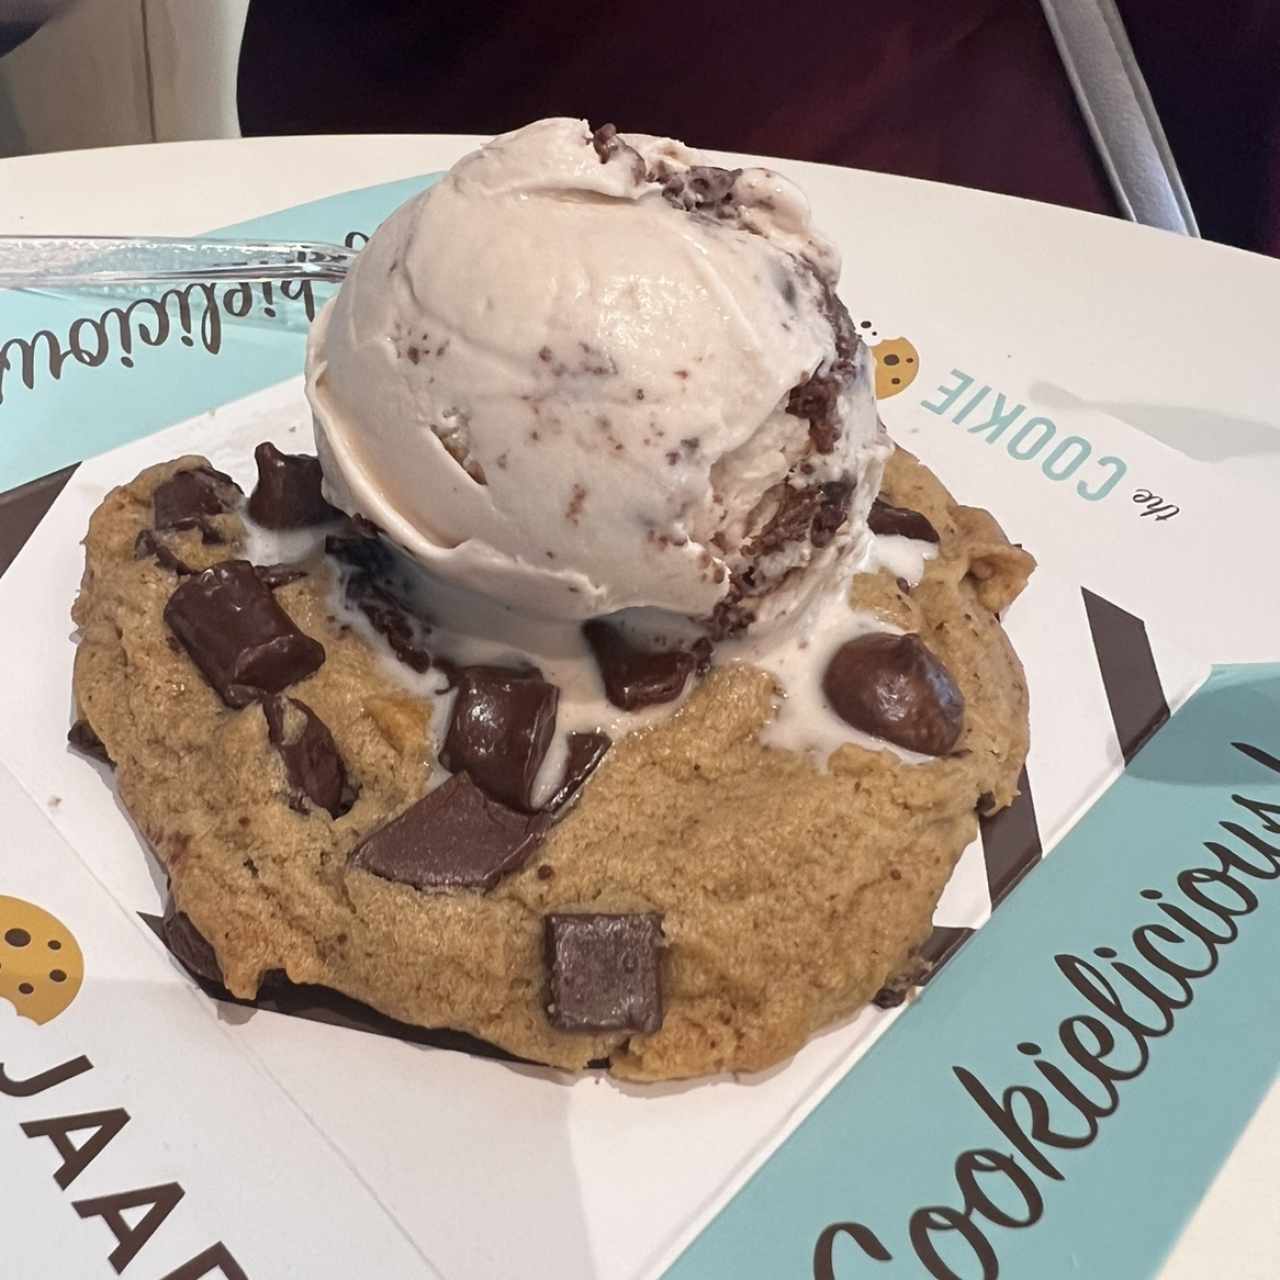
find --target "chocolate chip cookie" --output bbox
[68,445,1032,1080]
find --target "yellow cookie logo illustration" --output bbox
[853,317,920,400]
[0,897,83,1024]
[873,337,920,399]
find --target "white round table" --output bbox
[2,134,1275,1279]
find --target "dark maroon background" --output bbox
[236,0,1280,256]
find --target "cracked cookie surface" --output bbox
[70,447,1032,1080]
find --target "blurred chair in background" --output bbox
[0,0,246,157]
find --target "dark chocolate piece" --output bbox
[67,719,112,766]
[591,122,621,163]
[327,534,433,672]
[325,532,393,576]
[152,465,240,534]
[822,632,965,756]
[589,122,645,181]
[872,982,909,1009]
[545,913,664,1033]
[133,529,195,575]
[583,619,696,711]
[163,560,325,707]
[786,278,860,454]
[263,696,354,818]
[440,666,558,811]
[346,574,433,672]
[349,772,546,891]
[247,442,341,529]
[868,498,940,544]
[546,731,612,811]
[255,563,308,590]
[660,165,742,216]
[161,898,224,985]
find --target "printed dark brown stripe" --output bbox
[915,925,975,984]
[1082,587,1170,765]
[979,765,1043,905]
[0,462,76,576]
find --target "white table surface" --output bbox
[2,133,1276,1279]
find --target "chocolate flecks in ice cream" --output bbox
[307,117,888,638]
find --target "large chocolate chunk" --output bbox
[545,913,664,1033]
[546,731,611,812]
[440,666,559,812]
[164,560,325,707]
[152,465,240,534]
[67,719,113,766]
[583,620,696,711]
[868,498,940,544]
[263,696,353,818]
[247,442,341,529]
[161,898,224,986]
[349,772,546,891]
[822,632,965,756]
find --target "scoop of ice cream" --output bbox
[306,117,889,631]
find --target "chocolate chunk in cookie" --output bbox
[255,563,309,590]
[153,465,240,536]
[583,620,696,711]
[350,772,547,891]
[263,695,353,818]
[134,529,195,575]
[164,560,325,708]
[545,913,664,1033]
[67,719,113,766]
[546,731,611,812]
[325,531,394,575]
[868,498,940,544]
[248,442,341,529]
[161,898,224,986]
[327,535,434,673]
[441,666,558,812]
[346,575,433,673]
[823,632,965,756]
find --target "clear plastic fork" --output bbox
[0,235,358,289]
